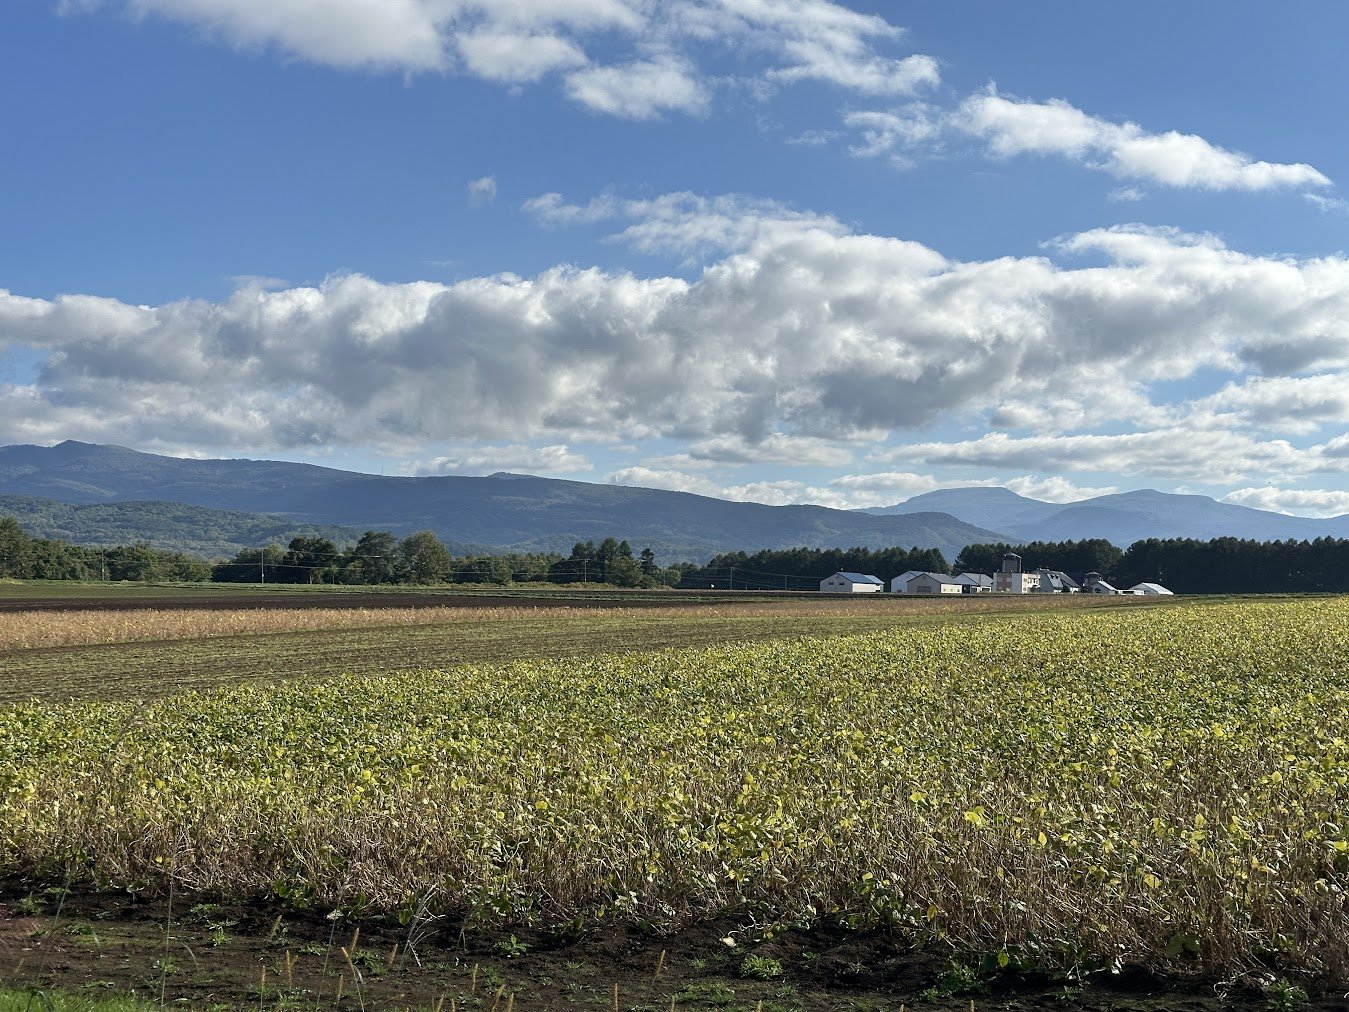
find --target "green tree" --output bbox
[0,516,32,578]
[279,536,339,584]
[105,542,162,582]
[606,555,645,587]
[210,545,285,583]
[342,531,398,584]
[639,547,657,575]
[398,531,452,583]
[458,555,513,585]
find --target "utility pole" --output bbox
[729,566,734,591]
[260,552,265,584]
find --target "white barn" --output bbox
[889,570,924,593]
[821,572,884,593]
[906,572,963,595]
[954,573,993,593]
[1129,582,1174,595]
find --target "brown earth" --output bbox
[0,884,1342,1011]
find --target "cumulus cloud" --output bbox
[524,190,849,256]
[80,0,935,117]
[5,210,1349,485]
[845,89,1331,195]
[1197,374,1349,435]
[1221,487,1349,518]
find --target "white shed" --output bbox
[821,572,884,593]
[953,573,993,593]
[906,572,963,595]
[889,570,924,593]
[1128,582,1174,595]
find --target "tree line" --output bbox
[9,509,1349,593]
[955,536,1349,594]
[0,517,211,581]
[210,532,686,588]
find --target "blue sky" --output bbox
[3,1,1349,515]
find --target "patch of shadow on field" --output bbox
[0,884,1342,1011]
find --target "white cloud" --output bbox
[604,465,722,496]
[845,88,1331,195]
[455,30,587,82]
[877,430,1328,485]
[1221,487,1349,518]
[5,211,1349,485]
[1003,475,1117,503]
[467,175,497,205]
[82,0,933,117]
[524,190,849,257]
[843,106,942,165]
[830,470,942,495]
[1108,186,1145,203]
[564,54,710,120]
[412,443,590,475]
[1306,193,1349,215]
[954,92,1331,192]
[1197,373,1349,435]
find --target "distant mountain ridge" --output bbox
[0,442,1007,562]
[865,486,1349,546]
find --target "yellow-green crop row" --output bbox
[2,599,1347,974]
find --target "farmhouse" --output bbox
[820,572,884,593]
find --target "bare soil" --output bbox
[1,884,1341,1011]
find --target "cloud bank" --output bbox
[4,204,1349,492]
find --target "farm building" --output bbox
[905,572,963,595]
[1034,569,1080,593]
[820,572,884,593]
[889,570,924,593]
[954,572,993,593]
[1083,572,1120,594]
[993,553,1040,593]
[1129,582,1174,595]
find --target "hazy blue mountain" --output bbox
[0,442,1008,562]
[867,485,1349,546]
[864,487,1061,532]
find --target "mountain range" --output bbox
[865,486,1349,545]
[4,441,1347,563]
[0,442,1003,562]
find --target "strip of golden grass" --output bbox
[1,592,1150,651]
[1,595,1160,705]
